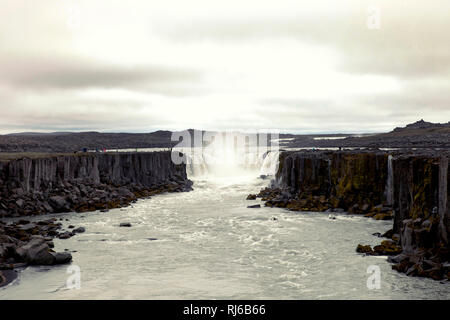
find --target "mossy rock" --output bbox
[373,240,402,255]
[356,244,374,254]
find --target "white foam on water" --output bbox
[1,148,449,300]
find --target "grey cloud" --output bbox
[0,96,167,133]
[1,1,448,134]
[261,98,336,109]
[158,2,450,80]
[0,57,202,93]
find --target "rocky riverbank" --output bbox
[0,151,192,287]
[251,149,450,281]
[0,218,79,287]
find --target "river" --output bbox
[0,152,449,299]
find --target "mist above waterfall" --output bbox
[181,147,280,179]
[171,130,280,179]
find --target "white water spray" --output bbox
[385,155,394,206]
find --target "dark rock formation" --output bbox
[0,151,192,218]
[259,149,449,281]
[15,237,66,265]
[261,150,390,214]
[119,222,132,227]
[0,151,192,287]
[0,218,81,287]
[72,227,85,233]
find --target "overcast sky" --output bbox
[1,0,449,134]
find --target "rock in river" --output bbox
[120,222,132,227]
[50,252,72,264]
[73,227,86,234]
[15,238,55,265]
[14,238,72,265]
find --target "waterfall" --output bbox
[183,147,280,179]
[385,155,394,206]
[185,149,209,177]
[259,150,280,177]
[327,159,332,194]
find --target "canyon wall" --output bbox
[0,152,192,217]
[276,151,389,212]
[259,150,449,280]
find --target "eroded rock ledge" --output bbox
[254,149,450,281]
[0,151,192,217]
[0,151,192,286]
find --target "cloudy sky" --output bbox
[1,0,449,134]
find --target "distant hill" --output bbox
[391,119,450,135]
[1,121,448,153]
[287,120,450,149]
[5,132,76,136]
[0,131,176,153]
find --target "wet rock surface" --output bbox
[259,149,450,281]
[0,151,192,287]
[0,151,192,218]
[246,194,257,200]
[119,222,132,227]
[0,218,83,287]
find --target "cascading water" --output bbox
[1,149,446,300]
[185,149,209,177]
[385,155,394,206]
[259,151,280,177]
[182,146,280,179]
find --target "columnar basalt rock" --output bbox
[256,149,449,281]
[0,151,192,217]
[0,151,192,286]
[264,150,390,214]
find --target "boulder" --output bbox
[41,201,54,213]
[49,196,69,212]
[58,231,74,239]
[50,252,72,264]
[388,253,409,264]
[373,240,402,255]
[117,187,134,198]
[15,199,25,208]
[19,223,37,232]
[73,227,85,233]
[119,222,132,227]
[0,235,20,245]
[382,229,394,239]
[372,232,382,237]
[247,204,261,208]
[15,238,54,265]
[356,244,374,254]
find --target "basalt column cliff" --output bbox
[0,151,192,286]
[256,150,450,281]
[0,151,192,217]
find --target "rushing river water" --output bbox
[1,168,449,300]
